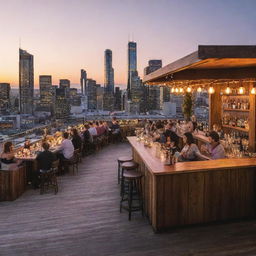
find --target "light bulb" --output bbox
[171,88,175,93]
[186,87,192,93]
[179,88,184,93]
[251,87,256,95]
[208,87,215,94]
[175,88,179,93]
[197,87,202,93]
[225,87,231,94]
[238,87,245,94]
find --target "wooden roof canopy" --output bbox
[143,45,256,84]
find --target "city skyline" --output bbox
[1,0,256,88]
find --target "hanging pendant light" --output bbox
[197,87,202,93]
[251,87,256,95]
[175,88,179,93]
[225,87,231,94]
[179,88,184,93]
[171,88,175,93]
[208,87,215,94]
[238,87,245,94]
[186,87,192,93]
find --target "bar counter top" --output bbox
[128,136,256,175]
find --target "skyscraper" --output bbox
[86,79,97,110]
[127,41,137,98]
[39,75,52,112]
[0,83,10,114]
[80,69,87,95]
[144,60,162,76]
[19,48,34,114]
[104,49,114,93]
[55,88,70,119]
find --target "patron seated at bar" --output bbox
[57,132,74,161]
[0,142,22,170]
[201,131,226,160]
[178,132,209,162]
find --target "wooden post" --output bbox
[209,84,222,129]
[249,81,256,152]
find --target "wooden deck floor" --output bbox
[1,142,256,256]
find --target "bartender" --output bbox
[201,131,226,160]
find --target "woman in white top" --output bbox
[178,132,209,162]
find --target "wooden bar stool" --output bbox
[117,156,133,184]
[120,161,139,195]
[120,170,143,220]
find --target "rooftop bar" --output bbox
[136,45,256,231]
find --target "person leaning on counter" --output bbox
[201,131,226,160]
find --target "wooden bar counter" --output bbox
[128,136,256,232]
[0,166,26,201]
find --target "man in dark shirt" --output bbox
[36,142,56,170]
[33,142,56,188]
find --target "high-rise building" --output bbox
[39,75,52,112]
[104,49,114,93]
[80,69,87,95]
[147,85,161,111]
[127,41,137,99]
[160,86,170,109]
[55,88,70,119]
[114,87,122,111]
[0,83,10,114]
[70,88,81,106]
[86,79,97,110]
[19,48,34,114]
[60,79,70,92]
[144,60,162,76]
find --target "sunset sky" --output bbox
[1,0,256,89]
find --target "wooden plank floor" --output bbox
[1,142,256,256]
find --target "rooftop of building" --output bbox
[1,142,256,255]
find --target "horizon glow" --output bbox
[0,0,256,89]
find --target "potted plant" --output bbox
[182,92,193,120]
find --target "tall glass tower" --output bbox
[80,69,87,95]
[104,49,114,93]
[19,48,34,114]
[127,41,137,99]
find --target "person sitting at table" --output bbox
[24,139,31,149]
[201,131,226,160]
[71,128,82,150]
[57,132,74,161]
[0,141,21,170]
[88,122,97,138]
[33,142,57,188]
[178,132,209,162]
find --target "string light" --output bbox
[251,87,256,95]
[238,87,245,94]
[197,87,202,93]
[208,87,215,94]
[175,88,179,93]
[171,88,175,93]
[225,87,231,94]
[179,88,184,93]
[186,87,192,93]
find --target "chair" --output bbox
[40,159,59,195]
[62,149,79,175]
